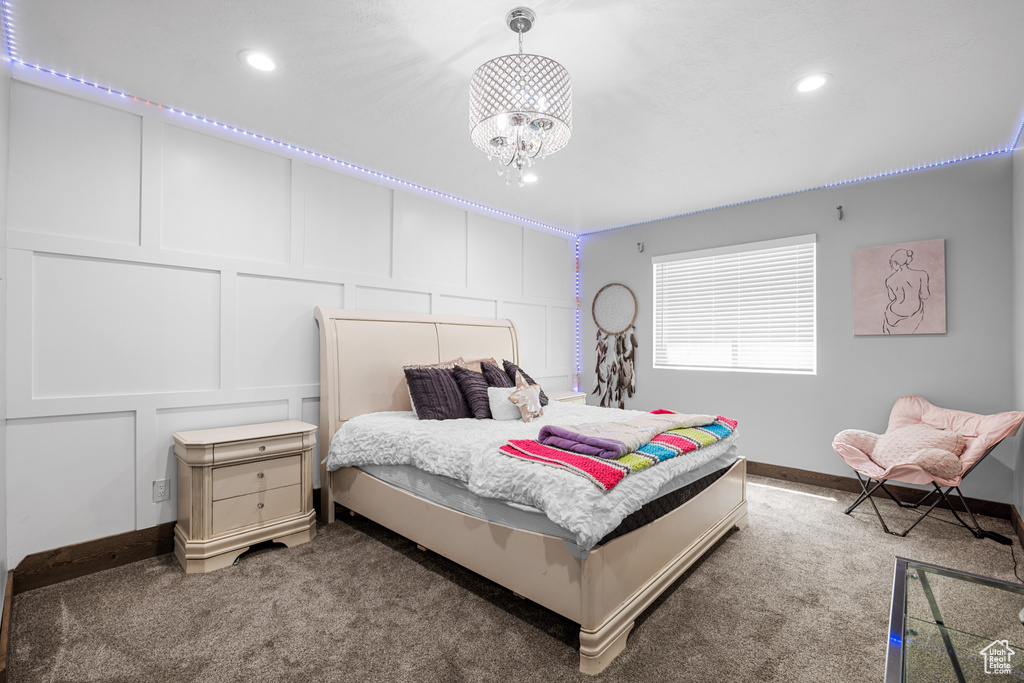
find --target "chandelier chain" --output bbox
[518,26,526,169]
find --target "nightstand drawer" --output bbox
[214,434,304,463]
[211,455,301,501]
[211,484,302,536]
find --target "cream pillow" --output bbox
[464,357,499,373]
[872,423,965,478]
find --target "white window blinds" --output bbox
[652,234,816,374]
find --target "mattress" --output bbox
[327,403,740,550]
[357,440,738,558]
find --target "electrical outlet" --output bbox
[153,478,170,502]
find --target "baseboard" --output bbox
[4,470,1008,597]
[1012,505,1024,546]
[747,461,1012,521]
[13,522,175,595]
[12,488,324,595]
[1,570,13,683]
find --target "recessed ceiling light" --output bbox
[795,73,830,93]
[239,49,277,72]
[523,173,538,183]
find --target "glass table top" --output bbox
[887,557,1024,682]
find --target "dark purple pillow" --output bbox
[453,365,492,419]
[403,366,471,420]
[502,360,549,406]
[481,362,515,388]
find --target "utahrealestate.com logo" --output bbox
[980,639,1015,675]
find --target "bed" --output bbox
[314,307,747,674]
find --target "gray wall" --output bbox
[1013,148,1024,514]
[581,156,1017,504]
[0,60,9,578]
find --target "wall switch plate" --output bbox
[153,478,171,502]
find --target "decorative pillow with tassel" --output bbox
[502,360,548,406]
[508,371,543,422]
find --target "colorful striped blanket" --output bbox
[499,411,738,491]
[537,411,718,459]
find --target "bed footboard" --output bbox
[578,457,746,673]
[328,458,747,674]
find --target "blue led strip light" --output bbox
[589,148,1015,235]
[574,238,581,391]
[1010,108,1024,153]
[2,0,16,62]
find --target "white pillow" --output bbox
[487,387,521,421]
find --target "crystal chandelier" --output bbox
[469,7,572,186]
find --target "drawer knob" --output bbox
[257,502,265,509]
[257,472,265,479]
[258,445,266,453]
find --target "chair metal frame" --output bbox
[843,442,1013,544]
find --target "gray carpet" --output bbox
[9,475,1023,683]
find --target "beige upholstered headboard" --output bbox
[313,307,520,475]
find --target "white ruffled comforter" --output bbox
[325,402,738,550]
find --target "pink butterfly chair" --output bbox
[833,396,1023,543]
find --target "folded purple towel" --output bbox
[536,425,625,459]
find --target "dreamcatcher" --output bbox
[592,283,638,409]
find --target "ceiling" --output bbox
[10,1,1024,234]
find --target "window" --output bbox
[652,234,816,374]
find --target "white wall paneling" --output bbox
[161,124,292,263]
[503,302,547,373]
[355,285,431,314]
[392,191,468,287]
[289,160,305,268]
[8,412,136,565]
[32,253,221,398]
[435,294,498,319]
[303,164,393,277]
[236,275,344,388]
[8,81,142,245]
[4,73,578,560]
[547,306,576,373]
[524,227,572,299]
[220,268,238,391]
[134,407,157,532]
[468,213,524,294]
[534,375,571,392]
[139,114,164,248]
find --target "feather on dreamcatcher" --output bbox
[592,283,638,409]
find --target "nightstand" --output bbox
[548,390,588,405]
[173,420,317,573]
